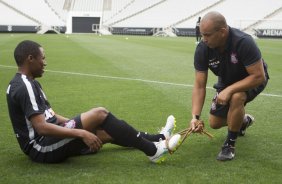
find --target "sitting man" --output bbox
[6,40,181,164]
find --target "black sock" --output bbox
[111,132,164,147]
[224,130,238,147]
[101,113,157,156]
[139,132,165,142]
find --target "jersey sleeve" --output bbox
[16,84,45,120]
[194,43,209,71]
[237,36,262,67]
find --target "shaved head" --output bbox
[201,11,227,31]
[199,11,229,49]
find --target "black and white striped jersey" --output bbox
[6,73,57,154]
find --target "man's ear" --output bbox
[27,55,33,62]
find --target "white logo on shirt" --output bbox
[44,108,55,120]
[230,53,238,64]
[209,60,220,68]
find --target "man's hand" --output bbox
[190,119,204,133]
[81,130,103,152]
[216,88,232,105]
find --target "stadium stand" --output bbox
[0,0,281,37]
[0,0,65,33]
[174,0,282,36]
[252,7,282,29]
[45,0,69,22]
[176,0,282,29]
[0,2,37,26]
[111,0,219,27]
[109,0,220,36]
[72,0,103,12]
[102,0,135,25]
[104,0,166,26]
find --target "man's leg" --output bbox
[80,107,180,162]
[227,92,246,132]
[140,115,176,142]
[217,92,247,161]
[80,107,109,131]
[209,115,226,129]
[79,107,156,155]
[100,112,182,163]
[80,107,167,142]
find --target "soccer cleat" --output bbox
[239,114,255,136]
[217,144,235,161]
[160,115,176,139]
[149,134,181,164]
[167,133,182,154]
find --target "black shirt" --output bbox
[6,73,57,154]
[194,27,268,88]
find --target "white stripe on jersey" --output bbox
[33,138,75,153]
[40,88,47,100]
[21,74,39,111]
[26,117,35,141]
[6,84,11,94]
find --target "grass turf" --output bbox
[0,34,282,184]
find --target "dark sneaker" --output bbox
[238,114,254,136]
[217,144,235,161]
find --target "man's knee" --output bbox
[89,107,109,123]
[209,120,222,129]
[230,92,247,106]
[209,115,226,129]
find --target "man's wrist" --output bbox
[192,114,200,120]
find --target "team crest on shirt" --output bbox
[64,120,76,129]
[230,53,238,64]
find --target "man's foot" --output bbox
[149,134,181,164]
[160,115,176,139]
[239,114,255,136]
[217,144,235,161]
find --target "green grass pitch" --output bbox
[0,34,281,184]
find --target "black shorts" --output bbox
[28,115,92,163]
[210,80,268,118]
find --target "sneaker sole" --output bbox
[155,155,167,164]
[217,155,235,161]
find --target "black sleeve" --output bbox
[16,85,44,120]
[237,35,262,67]
[194,43,209,71]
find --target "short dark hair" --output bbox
[14,40,41,66]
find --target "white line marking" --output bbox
[1,64,281,98]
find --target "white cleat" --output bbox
[148,133,181,164]
[167,134,181,152]
[160,115,176,139]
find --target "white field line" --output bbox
[1,64,281,98]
